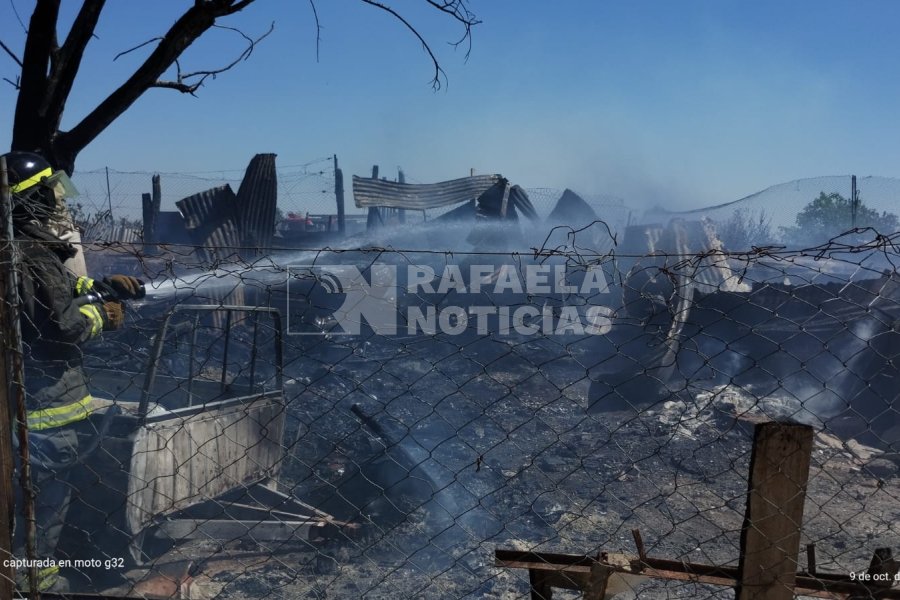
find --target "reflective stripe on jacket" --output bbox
[26,395,93,431]
[16,220,100,431]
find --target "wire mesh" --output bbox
[70,157,337,225]
[2,176,900,599]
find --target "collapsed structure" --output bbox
[352,173,539,225]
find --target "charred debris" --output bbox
[92,156,900,458]
[64,156,900,596]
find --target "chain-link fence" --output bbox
[2,170,900,599]
[71,157,338,225]
[646,174,900,251]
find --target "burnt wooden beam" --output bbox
[495,548,900,599]
[583,562,613,600]
[141,172,162,253]
[529,569,554,599]
[334,155,345,234]
[497,423,891,600]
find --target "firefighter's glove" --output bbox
[80,301,124,334]
[102,301,125,330]
[104,275,144,300]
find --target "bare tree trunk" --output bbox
[5,1,479,173]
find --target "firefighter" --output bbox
[3,151,143,592]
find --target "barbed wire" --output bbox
[3,180,900,598]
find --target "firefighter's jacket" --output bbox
[15,220,103,432]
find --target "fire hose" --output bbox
[74,278,147,306]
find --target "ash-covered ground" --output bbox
[79,222,900,598]
[177,319,900,600]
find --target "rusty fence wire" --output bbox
[3,210,900,598]
[70,157,338,227]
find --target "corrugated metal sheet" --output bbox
[352,174,503,209]
[155,211,192,245]
[176,185,242,259]
[175,185,245,319]
[546,189,597,224]
[436,200,477,222]
[80,219,108,242]
[236,153,277,252]
[508,185,539,222]
[81,221,141,243]
[177,185,236,229]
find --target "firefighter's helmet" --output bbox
[2,151,78,220]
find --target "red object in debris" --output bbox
[284,212,314,232]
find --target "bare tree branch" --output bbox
[0,38,23,67]
[57,0,263,168]
[8,0,29,33]
[114,37,165,62]
[153,21,274,93]
[308,0,321,62]
[359,0,479,90]
[12,0,61,150]
[425,0,480,61]
[8,0,479,172]
[42,0,105,124]
[202,0,257,15]
[360,0,445,90]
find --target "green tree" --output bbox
[717,207,773,250]
[780,192,900,246]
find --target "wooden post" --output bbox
[736,422,814,600]
[141,192,152,243]
[142,173,161,252]
[865,548,899,585]
[151,173,161,246]
[397,169,406,224]
[334,155,345,234]
[0,156,17,600]
[529,569,553,599]
[367,165,380,231]
[583,563,613,600]
[105,165,114,222]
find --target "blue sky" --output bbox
[2,1,900,211]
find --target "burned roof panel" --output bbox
[154,211,193,245]
[547,189,598,225]
[236,153,278,252]
[353,174,503,210]
[176,185,237,230]
[176,185,242,258]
